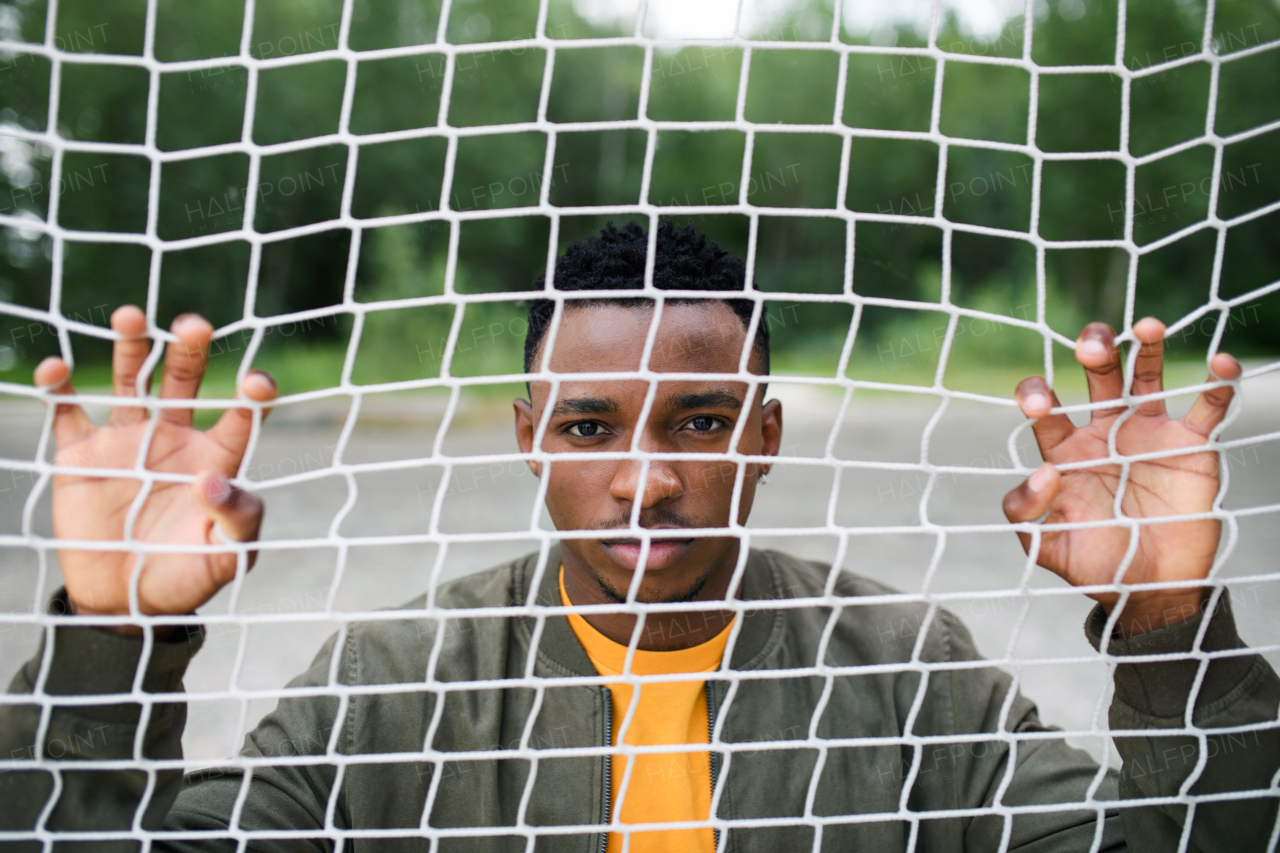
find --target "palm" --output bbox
[53,423,243,617]
[1006,319,1238,627]
[1037,414,1219,600]
[38,308,276,623]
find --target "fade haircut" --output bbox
[523,221,770,387]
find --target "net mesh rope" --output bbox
[1,0,1279,849]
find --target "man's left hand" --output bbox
[1002,317,1242,636]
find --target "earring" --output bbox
[758,472,769,485]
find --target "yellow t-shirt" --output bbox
[559,568,734,853]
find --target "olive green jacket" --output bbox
[3,547,1278,851]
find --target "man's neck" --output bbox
[560,547,739,652]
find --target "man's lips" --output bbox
[599,533,696,571]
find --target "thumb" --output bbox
[1002,463,1060,524]
[193,471,264,555]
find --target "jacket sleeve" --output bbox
[0,590,202,849]
[924,609,1128,853]
[949,590,1280,853]
[0,590,349,852]
[159,630,348,853]
[1086,592,1280,853]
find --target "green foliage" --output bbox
[350,54,444,134]
[57,0,146,57]
[59,153,151,233]
[940,62,1030,144]
[349,0,443,51]
[157,67,248,151]
[650,130,747,207]
[159,153,249,240]
[353,137,447,218]
[0,0,1277,394]
[254,60,346,145]
[155,0,243,61]
[745,50,840,125]
[843,53,935,132]
[548,47,644,123]
[647,47,741,121]
[550,130,645,206]
[352,223,454,383]
[58,64,148,143]
[1037,73,1121,152]
[449,48,545,127]
[1040,159,1126,241]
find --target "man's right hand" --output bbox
[33,305,277,633]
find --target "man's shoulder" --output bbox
[391,553,535,613]
[753,548,979,665]
[338,551,540,685]
[751,547,906,600]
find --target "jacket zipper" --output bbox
[599,687,613,853]
[705,681,720,852]
[598,684,720,853]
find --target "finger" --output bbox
[206,370,278,458]
[108,305,153,427]
[34,357,93,445]
[158,314,214,427]
[1183,352,1242,437]
[1016,376,1074,454]
[193,472,265,569]
[1076,322,1125,421]
[1002,463,1061,552]
[1130,317,1167,417]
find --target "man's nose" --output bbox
[609,444,683,508]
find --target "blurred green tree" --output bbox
[0,0,1275,386]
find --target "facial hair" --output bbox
[589,504,724,605]
[592,559,720,604]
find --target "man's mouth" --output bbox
[599,532,696,571]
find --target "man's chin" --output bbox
[588,537,732,605]
[593,566,717,606]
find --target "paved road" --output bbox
[2,372,1277,768]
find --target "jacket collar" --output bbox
[520,544,784,677]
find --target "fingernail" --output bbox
[1023,392,1050,413]
[1028,465,1053,493]
[202,473,230,504]
[1078,339,1109,361]
[248,370,277,389]
[173,314,212,335]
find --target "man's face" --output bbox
[514,301,782,604]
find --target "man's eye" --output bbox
[567,422,602,437]
[688,416,721,432]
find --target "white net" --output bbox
[1,0,1279,849]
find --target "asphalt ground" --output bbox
[2,372,1278,769]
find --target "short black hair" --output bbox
[524,221,770,382]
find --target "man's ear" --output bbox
[513,398,540,477]
[759,399,783,475]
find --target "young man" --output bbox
[3,222,1277,851]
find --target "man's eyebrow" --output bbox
[665,389,744,411]
[550,396,621,417]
